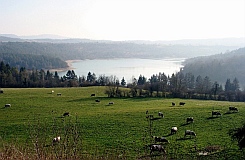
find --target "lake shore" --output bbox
[49,60,80,72]
[54,58,184,82]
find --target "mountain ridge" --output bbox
[1,34,244,47]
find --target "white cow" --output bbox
[171,127,178,134]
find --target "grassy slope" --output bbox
[0,87,244,159]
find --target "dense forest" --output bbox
[1,60,245,102]
[181,48,245,89]
[0,40,240,70]
[0,52,67,70]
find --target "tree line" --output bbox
[181,47,245,89]
[0,52,67,70]
[0,41,238,63]
[1,61,245,102]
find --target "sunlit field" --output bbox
[0,87,244,159]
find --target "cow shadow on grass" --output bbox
[138,153,166,159]
[149,117,162,121]
[176,137,194,141]
[67,97,107,103]
[162,133,172,137]
[224,111,238,115]
[207,116,220,120]
[180,123,192,127]
[56,116,64,118]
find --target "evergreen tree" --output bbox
[137,75,146,85]
[203,76,212,94]
[121,77,126,86]
[195,75,203,93]
[233,77,240,91]
[87,72,96,83]
[185,72,195,90]
[225,79,232,92]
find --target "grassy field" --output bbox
[0,87,245,159]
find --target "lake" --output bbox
[59,58,185,83]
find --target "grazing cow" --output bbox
[149,144,166,154]
[184,130,196,138]
[91,94,95,97]
[146,110,148,114]
[179,102,185,106]
[63,112,69,116]
[5,104,11,107]
[172,102,175,106]
[146,114,154,119]
[53,136,61,144]
[153,136,169,143]
[95,99,100,102]
[212,111,221,117]
[0,90,3,93]
[158,112,164,118]
[229,106,238,112]
[171,127,178,134]
[108,102,114,105]
[57,93,62,96]
[186,117,194,123]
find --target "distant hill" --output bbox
[0,41,240,61]
[0,36,25,42]
[181,47,245,88]
[1,34,245,47]
[0,34,68,40]
[0,35,244,71]
[0,52,68,70]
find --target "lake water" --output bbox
[59,58,185,83]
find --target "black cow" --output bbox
[95,99,100,102]
[212,111,221,117]
[186,117,194,123]
[158,112,164,118]
[5,104,11,107]
[149,144,166,154]
[154,136,169,143]
[229,106,238,112]
[91,94,95,96]
[184,130,196,138]
[53,136,61,144]
[63,112,69,116]
[172,102,175,106]
[179,102,185,106]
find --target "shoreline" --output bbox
[49,60,81,72]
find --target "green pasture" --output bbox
[0,87,245,159]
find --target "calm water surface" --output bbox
[60,58,185,83]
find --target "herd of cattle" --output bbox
[146,103,239,155]
[2,90,241,155]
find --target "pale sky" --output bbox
[0,0,245,41]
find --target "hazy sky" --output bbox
[1,0,245,41]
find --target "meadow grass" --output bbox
[0,87,245,159]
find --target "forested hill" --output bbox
[0,41,240,60]
[0,52,68,70]
[181,47,245,88]
[0,39,242,70]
